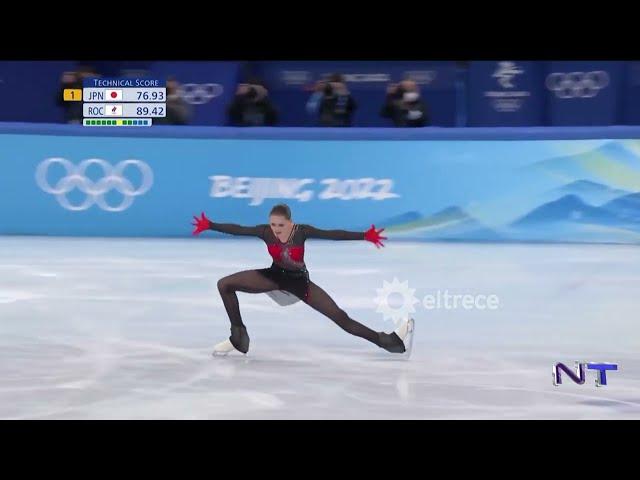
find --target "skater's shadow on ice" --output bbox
[355,352,413,363]
[209,347,411,367]
[211,355,315,369]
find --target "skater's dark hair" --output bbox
[270,203,291,220]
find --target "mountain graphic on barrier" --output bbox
[381,206,502,241]
[371,141,640,243]
[511,195,621,227]
[375,184,640,242]
[602,192,640,222]
[376,211,423,228]
[528,141,640,181]
[510,193,640,232]
[506,191,640,243]
[549,180,631,206]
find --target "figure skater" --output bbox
[191,203,414,355]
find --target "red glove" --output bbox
[191,212,211,236]
[364,224,387,248]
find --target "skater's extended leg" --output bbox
[303,282,405,352]
[217,270,279,327]
[215,270,279,354]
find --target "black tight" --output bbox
[216,269,382,347]
[217,270,279,327]
[303,282,381,346]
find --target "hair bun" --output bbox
[270,203,291,220]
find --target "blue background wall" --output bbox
[3,60,640,126]
[2,123,640,243]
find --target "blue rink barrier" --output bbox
[2,122,640,244]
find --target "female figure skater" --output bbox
[191,204,414,355]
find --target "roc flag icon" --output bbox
[105,105,123,116]
[105,89,123,101]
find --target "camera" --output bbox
[245,86,258,100]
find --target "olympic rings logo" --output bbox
[545,71,610,99]
[178,83,224,105]
[35,158,153,212]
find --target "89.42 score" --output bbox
[136,106,165,117]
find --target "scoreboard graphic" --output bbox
[63,77,166,127]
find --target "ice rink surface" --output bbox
[0,236,639,419]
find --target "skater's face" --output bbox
[269,215,293,239]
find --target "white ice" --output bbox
[0,236,639,419]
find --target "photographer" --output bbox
[154,77,191,125]
[227,80,278,127]
[306,74,357,127]
[57,65,97,124]
[380,79,429,127]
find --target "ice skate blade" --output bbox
[395,318,415,359]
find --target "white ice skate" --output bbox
[212,338,248,356]
[212,338,237,356]
[394,317,415,358]
[212,325,249,357]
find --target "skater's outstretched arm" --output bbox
[301,224,364,240]
[192,212,266,237]
[301,224,387,247]
[209,222,267,237]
